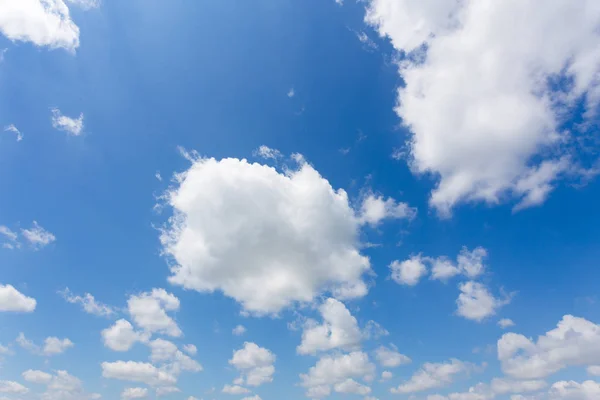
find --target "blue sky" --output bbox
[1,1,600,400]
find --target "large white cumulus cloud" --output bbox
[160,157,373,315]
[366,0,600,215]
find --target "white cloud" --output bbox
[334,378,371,395]
[498,319,516,329]
[365,0,600,215]
[41,370,99,400]
[356,31,378,51]
[0,225,19,249]
[297,298,362,355]
[242,396,261,400]
[287,88,295,98]
[232,325,246,336]
[183,344,197,356]
[300,352,375,398]
[148,338,202,374]
[21,221,56,249]
[229,342,275,387]
[22,370,52,384]
[431,247,487,281]
[588,366,600,376]
[490,378,547,395]
[0,380,28,394]
[66,0,100,10]
[102,319,148,352]
[0,284,36,312]
[390,359,469,394]
[222,385,249,395]
[456,281,510,322]
[389,255,427,286]
[549,380,600,399]
[381,371,392,381]
[155,386,180,397]
[0,0,79,51]
[127,288,181,337]
[43,337,74,355]
[374,344,411,368]
[51,108,84,136]
[59,288,115,317]
[253,145,282,160]
[160,157,372,315]
[4,124,23,141]
[358,193,416,226]
[498,315,600,379]
[121,387,148,399]
[101,361,177,386]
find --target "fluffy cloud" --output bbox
[229,342,275,387]
[183,344,197,355]
[4,124,23,141]
[254,145,282,160]
[127,289,181,337]
[297,298,362,355]
[0,284,36,312]
[66,0,100,10]
[51,108,84,136]
[588,366,600,376]
[102,319,148,352]
[430,247,487,281]
[101,361,177,387]
[22,370,52,384]
[390,359,470,394]
[59,288,115,317]
[490,378,547,395]
[549,380,600,399]
[365,0,600,215]
[456,281,510,322]
[242,396,262,400]
[43,337,74,355]
[155,386,180,397]
[160,157,374,314]
[121,387,148,399]
[300,352,375,398]
[222,384,250,394]
[374,344,411,368]
[233,325,246,336]
[389,255,428,286]
[498,319,516,329]
[0,380,28,394]
[333,378,371,395]
[357,193,416,226]
[498,315,600,379]
[0,225,19,249]
[148,338,202,374]
[0,0,79,51]
[21,221,55,249]
[381,371,392,381]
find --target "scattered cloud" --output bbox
[287,88,295,98]
[183,344,197,356]
[127,288,181,337]
[0,0,80,51]
[43,337,74,355]
[456,281,511,322]
[160,156,372,315]
[0,284,36,312]
[0,380,28,394]
[222,384,249,395]
[0,225,19,249]
[390,359,470,394]
[365,0,600,215]
[121,387,148,399]
[229,342,276,387]
[374,344,411,368]
[66,0,100,10]
[389,255,428,286]
[549,380,600,399]
[334,378,371,395]
[253,145,282,160]
[59,288,116,317]
[4,124,23,141]
[102,319,148,352]
[358,193,416,226]
[101,361,177,386]
[355,31,377,50]
[21,221,56,249]
[233,325,246,336]
[22,370,53,384]
[51,108,84,136]
[498,318,516,329]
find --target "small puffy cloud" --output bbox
[374,345,411,368]
[358,193,416,226]
[101,361,177,386]
[389,255,428,286]
[232,325,246,336]
[253,145,282,160]
[334,378,371,395]
[587,366,600,376]
[51,108,84,136]
[43,337,74,355]
[287,88,295,98]
[456,281,511,322]
[498,318,516,329]
[431,247,488,281]
[300,352,375,398]
[156,386,180,397]
[127,289,181,337]
[0,225,19,249]
[0,0,79,51]
[148,338,202,374]
[222,385,249,395]
[381,371,392,381]
[160,157,372,315]
[490,378,547,395]
[549,380,600,399]
[297,298,362,355]
[59,288,116,317]
[498,315,600,379]
[0,380,28,394]
[36,370,100,399]
[230,342,276,387]
[21,221,56,249]
[4,124,23,141]
[390,359,470,394]
[121,387,148,399]
[102,319,148,352]
[22,370,52,384]
[0,284,36,312]
[183,344,197,356]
